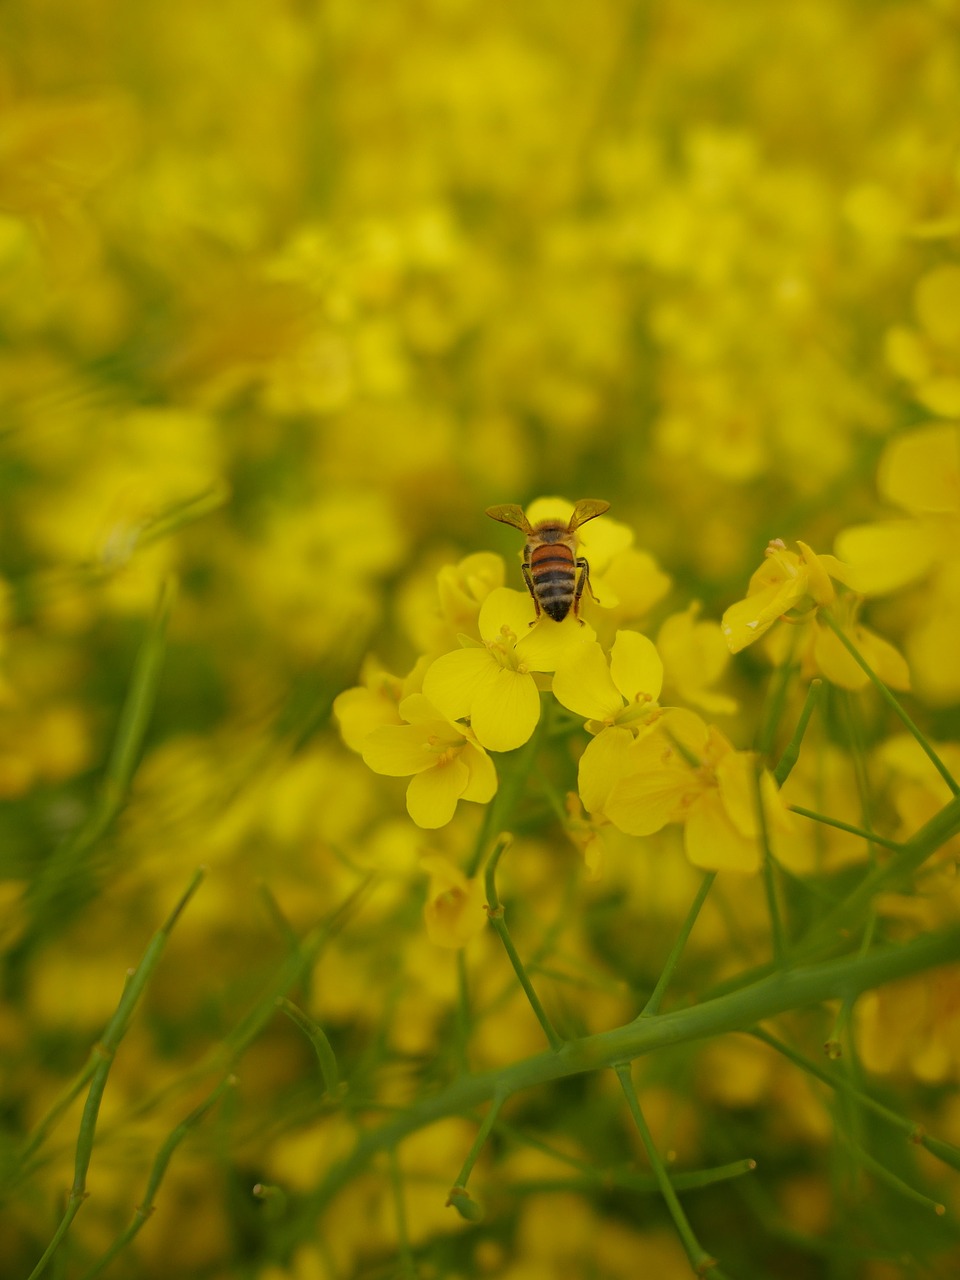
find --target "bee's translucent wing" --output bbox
[568,499,611,531]
[485,503,534,534]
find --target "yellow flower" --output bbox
[657,603,737,716]
[578,709,792,873]
[552,630,663,734]
[333,657,428,752]
[721,539,856,653]
[360,694,496,829]
[423,587,595,752]
[420,855,486,948]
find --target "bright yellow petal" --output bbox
[333,686,402,752]
[552,641,623,721]
[362,725,435,776]
[599,548,671,616]
[878,422,960,515]
[715,750,760,837]
[797,542,837,606]
[470,668,541,752]
[577,726,635,816]
[516,612,597,673]
[478,587,538,642]
[406,758,469,828]
[857,626,911,692]
[684,793,761,873]
[603,732,693,835]
[422,648,498,721]
[721,581,803,653]
[610,630,663,703]
[812,622,869,690]
[833,519,939,595]
[460,743,498,803]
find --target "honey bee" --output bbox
[485,499,610,623]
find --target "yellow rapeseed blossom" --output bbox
[552,630,663,734]
[721,539,856,653]
[579,709,792,873]
[360,693,496,829]
[423,587,595,752]
[420,854,486,948]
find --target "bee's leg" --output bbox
[521,561,541,625]
[574,557,598,625]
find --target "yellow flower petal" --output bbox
[516,612,597,672]
[833,519,939,595]
[684,793,761,873]
[362,725,436,776]
[422,648,498,721]
[460,743,498,803]
[715,750,759,837]
[721,581,801,653]
[478,587,538,641]
[469,668,540,752]
[406,757,470,828]
[421,855,486,945]
[577,726,634,816]
[877,423,960,516]
[609,630,663,703]
[333,686,402,752]
[603,734,693,836]
[552,641,623,721]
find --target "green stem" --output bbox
[753,1030,960,1174]
[755,765,785,963]
[467,696,549,876]
[485,835,563,1052]
[615,1063,721,1276]
[639,873,716,1017]
[447,1091,507,1221]
[800,794,960,951]
[773,679,822,786]
[388,1148,418,1279]
[276,924,960,1252]
[276,998,340,1093]
[788,806,903,853]
[77,1075,236,1280]
[27,578,176,930]
[26,870,204,1280]
[757,626,802,757]
[820,611,959,796]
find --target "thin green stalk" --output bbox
[638,873,716,1017]
[755,765,785,964]
[615,1063,723,1277]
[276,924,960,1252]
[820,611,959,796]
[788,806,903,853]
[800,794,960,951]
[276,998,340,1093]
[27,578,176,928]
[774,679,823,785]
[485,835,563,1052]
[467,696,550,876]
[447,1091,507,1221]
[753,1030,960,1174]
[835,1128,945,1216]
[26,870,204,1280]
[509,1160,757,1197]
[388,1148,418,1279]
[757,626,802,757]
[77,1075,236,1280]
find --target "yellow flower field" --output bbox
[2,2,960,1277]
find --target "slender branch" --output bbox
[485,834,563,1052]
[773,679,822,786]
[819,611,959,796]
[639,873,716,1017]
[615,1063,723,1276]
[276,924,960,1250]
[788,806,903,854]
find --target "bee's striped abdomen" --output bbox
[529,541,576,621]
